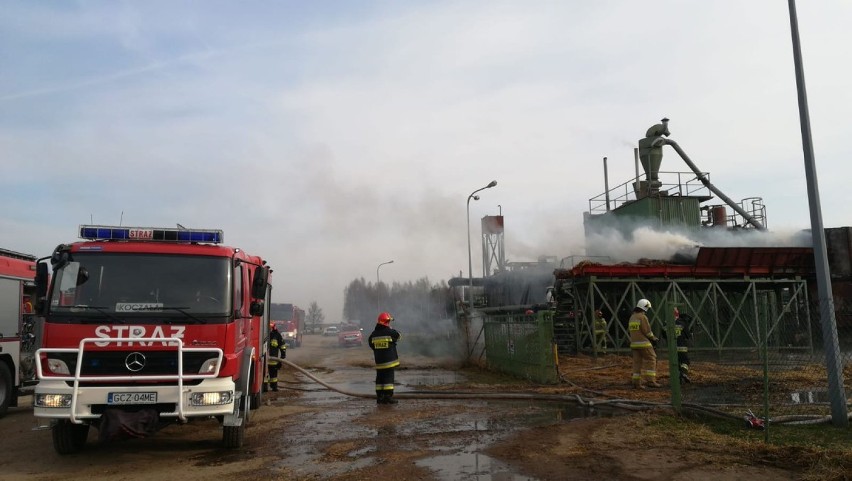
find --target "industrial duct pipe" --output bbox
[663,139,765,230]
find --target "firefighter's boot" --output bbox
[271,382,279,392]
[385,391,398,404]
[376,391,385,404]
[680,373,691,384]
[632,378,644,390]
[646,380,662,388]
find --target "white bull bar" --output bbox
[36,337,224,424]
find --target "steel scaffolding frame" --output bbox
[566,276,813,355]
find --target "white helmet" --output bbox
[636,299,652,311]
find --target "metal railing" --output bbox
[589,171,713,214]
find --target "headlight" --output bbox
[190,391,233,406]
[34,393,73,408]
[198,358,220,374]
[46,358,71,375]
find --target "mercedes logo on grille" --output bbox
[125,352,146,372]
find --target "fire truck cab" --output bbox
[0,248,38,418]
[33,225,272,454]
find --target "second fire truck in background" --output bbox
[0,248,39,418]
[270,303,305,348]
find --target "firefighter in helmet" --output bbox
[629,299,661,389]
[265,322,286,392]
[368,312,401,404]
[593,309,608,354]
[674,308,693,383]
[22,295,34,314]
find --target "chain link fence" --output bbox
[454,260,851,432]
[482,311,559,384]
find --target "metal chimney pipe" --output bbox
[603,157,610,211]
[633,148,640,181]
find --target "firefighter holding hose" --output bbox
[265,322,286,392]
[368,312,401,404]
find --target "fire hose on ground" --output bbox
[274,358,848,426]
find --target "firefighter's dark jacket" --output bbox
[269,329,286,359]
[661,317,692,352]
[368,323,400,369]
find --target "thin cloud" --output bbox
[1,1,850,319]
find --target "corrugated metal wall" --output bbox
[609,196,702,227]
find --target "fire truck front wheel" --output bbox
[223,382,251,448]
[52,420,90,455]
[0,362,12,418]
[222,399,247,449]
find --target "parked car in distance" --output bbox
[338,325,363,347]
[322,326,339,336]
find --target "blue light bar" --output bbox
[78,225,224,244]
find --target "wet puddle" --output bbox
[295,366,466,396]
[273,367,614,480]
[417,452,537,481]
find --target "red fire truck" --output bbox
[32,225,272,454]
[270,303,305,348]
[0,248,38,418]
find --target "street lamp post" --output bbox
[376,260,394,315]
[787,0,848,426]
[466,180,497,308]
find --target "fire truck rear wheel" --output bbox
[250,362,262,410]
[0,362,12,418]
[52,420,89,455]
[250,388,262,410]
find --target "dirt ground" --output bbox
[0,334,825,480]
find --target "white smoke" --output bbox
[585,226,697,262]
[584,217,812,263]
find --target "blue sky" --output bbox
[2,1,850,319]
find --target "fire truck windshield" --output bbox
[48,253,231,321]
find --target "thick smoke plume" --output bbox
[584,216,812,263]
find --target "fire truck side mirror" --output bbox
[35,261,49,315]
[249,301,265,317]
[50,244,71,269]
[251,266,269,300]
